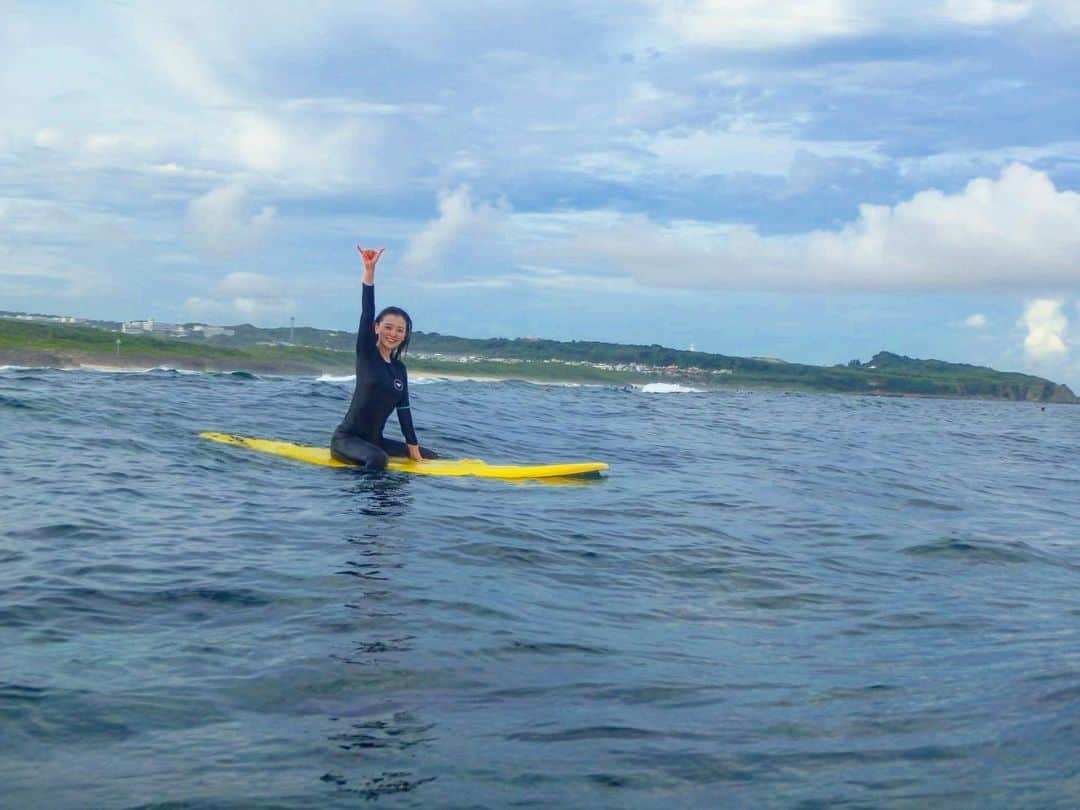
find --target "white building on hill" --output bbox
[189,324,234,338]
[123,319,174,335]
[2,313,82,324]
[122,320,234,338]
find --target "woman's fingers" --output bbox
[356,245,385,265]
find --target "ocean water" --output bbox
[2,365,1079,809]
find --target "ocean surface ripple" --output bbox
[2,367,1079,808]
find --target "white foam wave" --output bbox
[1,364,166,374]
[639,382,705,394]
[2,364,265,380]
[313,372,607,387]
[410,373,507,384]
[74,364,208,375]
[523,379,586,388]
[20,366,84,373]
[153,366,203,375]
[72,365,154,374]
[414,375,607,387]
[318,372,500,385]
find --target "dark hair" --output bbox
[375,306,412,362]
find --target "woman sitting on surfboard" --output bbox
[330,246,438,469]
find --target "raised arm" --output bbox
[355,246,384,353]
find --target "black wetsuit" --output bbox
[331,284,436,469]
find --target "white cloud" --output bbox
[943,0,1033,24]
[638,127,882,178]
[0,195,134,249]
[647,0,870,49]
[614,82,694,130]
[1043,0,1080,25]
[962,0,1080,27]
[33,129,64,149]
[417,265,642,293]
[401,186,511,275]
[645,0,1076,50]
[82,132,163,165]
[64,99,392,195]
[642,0,1079,53]
[182,271,297,323]
[132,9,235,107]
[218,271,288,298]
[533,164,1080,292]
[228,113,289,174]
[156,253,197,265]
[1021,298,1067,359]
[185,185,276,257]
[963,313,989,327]
[282,97,443,117]
[1,4,403,196]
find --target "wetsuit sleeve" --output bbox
[396,368,419,446]
[356,283,376,354]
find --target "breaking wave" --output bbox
[638,382,706,394]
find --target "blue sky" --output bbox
[3,0,1079,384]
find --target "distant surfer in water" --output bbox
[330,246,437,469]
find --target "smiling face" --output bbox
[374,313,408,356]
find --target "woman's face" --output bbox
[374,314,408,354]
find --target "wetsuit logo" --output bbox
[393,379,404,391]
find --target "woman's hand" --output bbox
[407,444,423,462]
[356,245,384,283]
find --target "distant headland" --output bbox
[1,311,1075,403]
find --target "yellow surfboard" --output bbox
[200,432,608,480]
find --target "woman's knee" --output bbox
[331,433,389,470]
[368,447,390,469]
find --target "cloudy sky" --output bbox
[3,0,1080,384]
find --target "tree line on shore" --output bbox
[1,317,1075,402]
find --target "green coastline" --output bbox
[1,317,1075,403]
